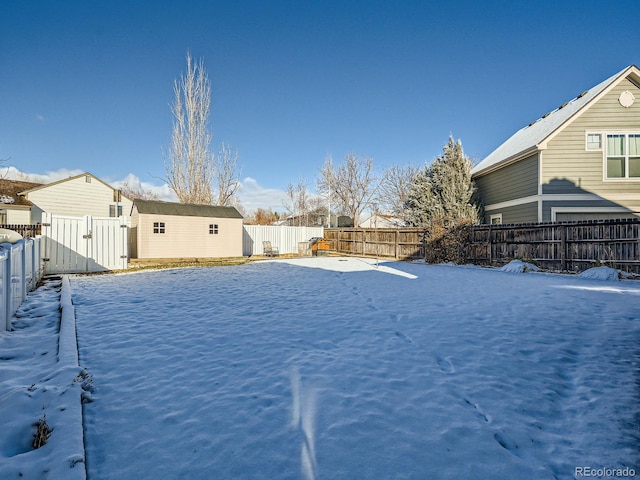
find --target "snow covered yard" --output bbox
[67,258,640,480]
[2,258,638,479]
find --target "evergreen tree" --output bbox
[406,136,481,227]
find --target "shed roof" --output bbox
[472,65,640,176]
[133,199,243,219]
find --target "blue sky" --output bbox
[2,1,639,212]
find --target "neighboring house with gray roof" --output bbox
[130,199,244,259]
[472,65,640,223]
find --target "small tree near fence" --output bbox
[406,136,481,262]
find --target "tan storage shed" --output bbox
[130,199,243,260]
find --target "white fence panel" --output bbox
[1,239,43,331]
[243,225,324,256]
[42,213,128,274]
[90,216,128,271]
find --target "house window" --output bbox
[605,133,640,179]
[153,222,165,234]
[85,175,91,183]
[586,133,602,151]
[0,209,6,224]
[109,205,123,217]
[209,224,219,234]
[490,214,502,225]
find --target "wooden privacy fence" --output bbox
[324,228,427,259]
[467,219,640,273]
[325,218,640,273]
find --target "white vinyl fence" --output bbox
[0,237,43,331]
[243,225,324,256]
[42,213,128,274]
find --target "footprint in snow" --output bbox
[394,331,412,344]
[463,398,490,423]
[436,356,454,373]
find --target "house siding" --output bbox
[2,207,32,224]
[25,175,133,223]
[134,212,243,259]
[541,199,640,222]
[542,78,640,195]
[474,154,539,207]
[484,201,538,224]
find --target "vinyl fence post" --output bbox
[3,245,12,331]
[19,241,26,302]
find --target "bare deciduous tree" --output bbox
[319,153,384,227]
[120,181,159,201]
[215,142,241,206]
[283,178,310,226]
[244,207,280,225]
[378,164,419,224]
[165,52,214,205]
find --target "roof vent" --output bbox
[576,90,589,99]
[558,102,569,110]
[542,112,551,119]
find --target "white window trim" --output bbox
[489,213,502,225]
[585,131,603,151]
[601,130,640,182]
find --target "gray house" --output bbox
[472,65,640,224]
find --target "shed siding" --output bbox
[26,175,133,223]
[542,78,640,195]
[474,154,538,206]
[484,201,538,224]
[135,213,243,259]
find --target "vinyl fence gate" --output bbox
[41,213,128,274]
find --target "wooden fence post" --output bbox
[560,224,567,271]
[395,230,399,259]
[488,225,493,265]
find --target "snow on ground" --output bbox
[68,258,640,480]
[1,257,639,480]
[0,276,86,480]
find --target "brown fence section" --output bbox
[324,228,427,259]
[468,219,640,273]
[0,224,42,238]
[326,218,640,273]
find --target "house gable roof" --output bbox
[0,179,44,208]
[133,199,243,219]
[19,172,131,201]
[472,65,640,177]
